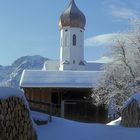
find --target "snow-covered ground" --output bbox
[32,111,140,140]
[107,117,121,126]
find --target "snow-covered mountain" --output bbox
[0,55,48,88]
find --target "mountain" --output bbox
[0,55,48,88]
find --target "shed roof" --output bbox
[123,93,140,108]
[20,70,103,88]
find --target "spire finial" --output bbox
[59,0,86,29]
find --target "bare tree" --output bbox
[92,19,140,109]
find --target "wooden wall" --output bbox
[23,87,92,104]
[24,88,52,103]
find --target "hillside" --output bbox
[0,55,48,88]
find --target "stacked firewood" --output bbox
[121,99,140,127]
[0,96,37,140]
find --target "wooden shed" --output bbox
[19,70,107,123]
[20,70,102,104]
[121,93,140,127]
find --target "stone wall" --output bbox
[0,96,37,140]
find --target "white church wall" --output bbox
[59,27,85,71]
[43,60,104,72]
[43,60,59,71]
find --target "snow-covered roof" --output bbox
[0,87,37,130]
[20,70,104,88]
[0,87,25,99]
[43,60,60,71]
[85,62,103,71]
[43,60,104,71]
[123,93,140,108]
[0,87,30,112]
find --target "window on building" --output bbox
[73,34,76,46]
[73,60,75,64]
[65,36,68,47]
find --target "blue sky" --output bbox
[0,0,139,65]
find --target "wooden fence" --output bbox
[62,100,108,123]
[28,99,61,122]
[28,99,108,123]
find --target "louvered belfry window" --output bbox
[73,34,76,46]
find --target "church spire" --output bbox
[59,0,86,71]
[59,0,86,29]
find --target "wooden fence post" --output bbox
[49,103,52,122]
[61,100,65,118]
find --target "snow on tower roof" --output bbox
[123,93,140,108]
[20,70,103,88]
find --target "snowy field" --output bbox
[32,111,140,140]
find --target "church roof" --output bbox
[20,70,103,88]
[59,0,86,29]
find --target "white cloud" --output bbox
[93,56,113,63]
[110,6,138,20]
[85,33,132,47]
[85,33,119,47]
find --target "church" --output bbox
[20,0,104,121]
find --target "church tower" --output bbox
[59,0,86,71]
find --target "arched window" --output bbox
[73,60,75,64]
[73,34,76,46]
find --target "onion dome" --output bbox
[59,0,86,29]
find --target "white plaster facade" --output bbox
[59,27,85,71]
[43,25,103,71]
[43,24,104,71]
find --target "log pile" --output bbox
[0,96,37,140]
[121,99,140,127]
